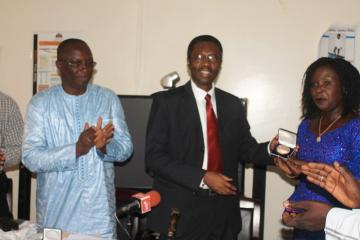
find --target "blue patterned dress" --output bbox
[288,116,360,240]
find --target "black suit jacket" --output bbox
[145,81,271,236]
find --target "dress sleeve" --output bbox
[21,97,77,173]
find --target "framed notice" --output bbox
[33,32,81,94]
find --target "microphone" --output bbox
[167,208,180,239]
[160,71,180,89]
[116,190,161,216]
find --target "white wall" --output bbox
[1,0,360,239]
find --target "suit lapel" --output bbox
[182,81,203,137]
[215,88,226,137]
[215,88,227,165]
[182,82,205,167]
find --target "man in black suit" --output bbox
[146,35,275,240]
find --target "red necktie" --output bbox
[205,94,222,173]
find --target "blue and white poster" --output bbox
[318,26,356,63]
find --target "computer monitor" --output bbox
[115,95,153,189]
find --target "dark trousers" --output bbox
[0,172,12,218]
[169,196,239,240]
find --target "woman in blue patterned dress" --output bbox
[275,57,360,239]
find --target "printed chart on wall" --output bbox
[318,26,356,63]
[33,32,81,94]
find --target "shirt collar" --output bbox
[190,80,215,102]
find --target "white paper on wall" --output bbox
[318,25,356,63]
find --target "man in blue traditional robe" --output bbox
[22,38,133,239]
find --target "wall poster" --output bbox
[318,26,356,63]
[33,32,80,94]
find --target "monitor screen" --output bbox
[114,95,153,189]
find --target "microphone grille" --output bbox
[147,190,161,207]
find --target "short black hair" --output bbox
[57,38,90,60]
[301,57,360,119]
[187,35,223,61]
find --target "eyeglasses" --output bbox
[191,54,221,63]
[59,59,97,68]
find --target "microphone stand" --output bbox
[131,215,140,239]
[166,208,180,240]
[115,210,141,240]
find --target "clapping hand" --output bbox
[76,117,115,157]
[302,161,360,208]
[282,200,331,231]
[76,123,96,157]
[94,116,114,153]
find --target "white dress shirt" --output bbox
[191,80,217,188]
[325,207,360,240]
